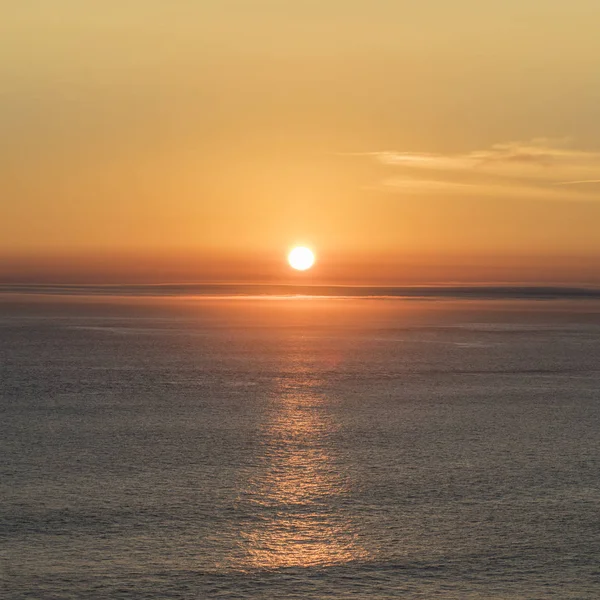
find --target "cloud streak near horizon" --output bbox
[355,139,600,201]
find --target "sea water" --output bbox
[1,295,599,598]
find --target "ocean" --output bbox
[2,293,600,599]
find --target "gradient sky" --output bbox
[3,1,600,284]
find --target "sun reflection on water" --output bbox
[236,358,367,570]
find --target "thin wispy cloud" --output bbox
[554,180,600,186]
[355,139,600,200]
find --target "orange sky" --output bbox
[2,2,600,285]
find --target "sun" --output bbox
[288,246,315,271]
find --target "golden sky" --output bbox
[2,1,600,284]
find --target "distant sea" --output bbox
[2,289,600,599]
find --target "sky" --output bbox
[2,1,600,285]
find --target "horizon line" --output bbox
[2,283,600,301]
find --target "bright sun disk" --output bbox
[288,247,315,271]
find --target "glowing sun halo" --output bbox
[288,247,315,271]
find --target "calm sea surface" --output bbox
[1,295,600,599]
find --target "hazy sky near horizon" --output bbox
[3,1,600,284]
